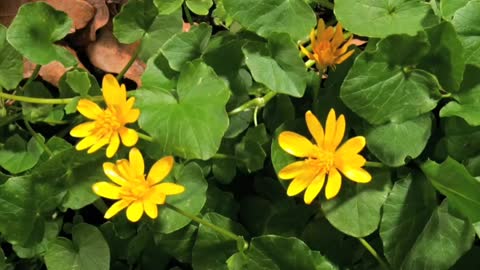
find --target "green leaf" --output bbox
[154,225,197,263]
[451,0,480,67]
[440,0,471,19]
[376,33,430,66]
[262,95,295,132]
[321,169,392,237]
[154,0,183,14]
[136,60,230,159]
[140,53,178,91]
[335,0,435,38]
[0,248,5,269]
[0,25,22,90]
[203,185,239,219]
[44,223,110,270]
[243,34,308,97]
[212,159,236,184]
[223,0,316,40]
[0,175,65,246]
[418,22,465,91]
[379,174,437,268]
[59,70,101,99]
[365,114,432,167]
[340,36,441,125]
[227,235,335,270]
[65,70,91,96]
[186,0,213,15]
[153,162,208,233]
[193,213,247,270]
[402,200,475,270]
[421,157,480,223]
[235,126,267,173]
[161,23,212,71]
[21,81,53,122]
[13,220,61,259]
[0,135,44,174]
[113,0,183,60]
[6,2,76,66]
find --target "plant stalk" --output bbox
[358,237,390,270]
[228,91,277,115]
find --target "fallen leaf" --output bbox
[87,27,145,86]
[84,0,109,41]
[351,38,367,46]
[0,0,30,27]
[33,0,95,32]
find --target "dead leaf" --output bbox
[87,27,145,86]
[33,0,95,32]
[0,0,30,27]
[351,38,367,46]
[23,47,86,87]
[84,0,109,41]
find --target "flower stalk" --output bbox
[358,237,391,270]
[228,91,277,115]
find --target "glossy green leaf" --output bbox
[321,169,392,237]
[203,185,239,219]
[366,114,432,167]
[193,212,247,270]
[379,174,437,268]
[113,0,183,60]
[212,159,236,184]
[340,36,441,125]
[153,162,208,233]
[262,95,295,132]
[421,157,480,223]
[335,0,435,38]
[0,248,5,269]
[65,70,91,97]
[442,117,480,160]
[227,235,336,270]
[223,0,316,40]
[451,0,480,67]
[154,225,197,263]
[0,135,44,174]
[186,0,213,15]
[440,0,471,19]
[137,60,229,159]
[154,0,183,14]
[440,75,480,125]
[6,2,76,66]
[402,200,475,270]
[161,23,212,71]
[44,223,110,270]
[243,34,308,97]
[0,25,22,90]
[21,81,54,123]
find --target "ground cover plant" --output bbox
[0,0,480,269]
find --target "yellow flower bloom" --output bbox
[93,148,185,222]
[278,109,371,204]
[300,19,355,72]
[70,74,140,158]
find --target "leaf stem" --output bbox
[24,120,53,157]
[0,92,102,105]
[93,199,108,214]
[137,132,153,142]
[24,64,42,89]
[165,203,248,252]
[116,44,141,82]
[305,59,316,68]
[358,237,390,270]
[317,0,334,10]
[228,91,277,115]
[365,161,385,168]
[183,3,194,25]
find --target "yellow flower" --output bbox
[93,148,185,222]
[278,109,371,204]
[70,74,139,158]
[300,19,355,72]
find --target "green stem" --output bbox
[93,199,108,214]
[365,161,385,168]
[24,120,53,157]
[358,237,390,270]
[0,92,102,105]
[166,203,248,252]
[212,153,243,162]
[24,64,42,89]
[137,132,154,142]
[253,106,259,127]
[116,45,141,82]
[0,113,21,127]
[317,0,334,10]
[228,91,277,115]
[305,59,316,69]
[183,3,194,25]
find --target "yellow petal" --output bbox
[278,161,306,179]
[92,182,121,199]
[103,162,128,186]
[299,45,314,60]
[286,169,317,197]
[154,183,185,195]
[304,173,326,205]
[119,127,138,147]
[70,121,95,137]
[320,26,335,43]
[278,131,315,157]
[309,28,316,47]
[335,154,366,170]
[143,201,158,219]
[148,191,167,204]
[87,136,110,154]
[325,168,342,199]
[341,167,372,183]
[77,99,103,120]
[126,201,144,222]
[331,114,346,150]
[106,132,120,158]
[331,23,345,49]
[76,135,98,151]
[147,156,174,185]
[335,49,355,65]
[125,108,140,123]
[116,159,134,180]
[102,74,125,106]
[336,136,366,156]
[104,200,130,219]
[316,19,326,39]
[129,147,144,177]
[323,109,337,150]
[305,111,324,146]
[337,36,354,55]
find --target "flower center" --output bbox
[120,180,151,201]
[95,107,122,135]
[306,148,334,173]
[315,41,336,66]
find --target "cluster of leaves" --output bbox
[1,0,480,269]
